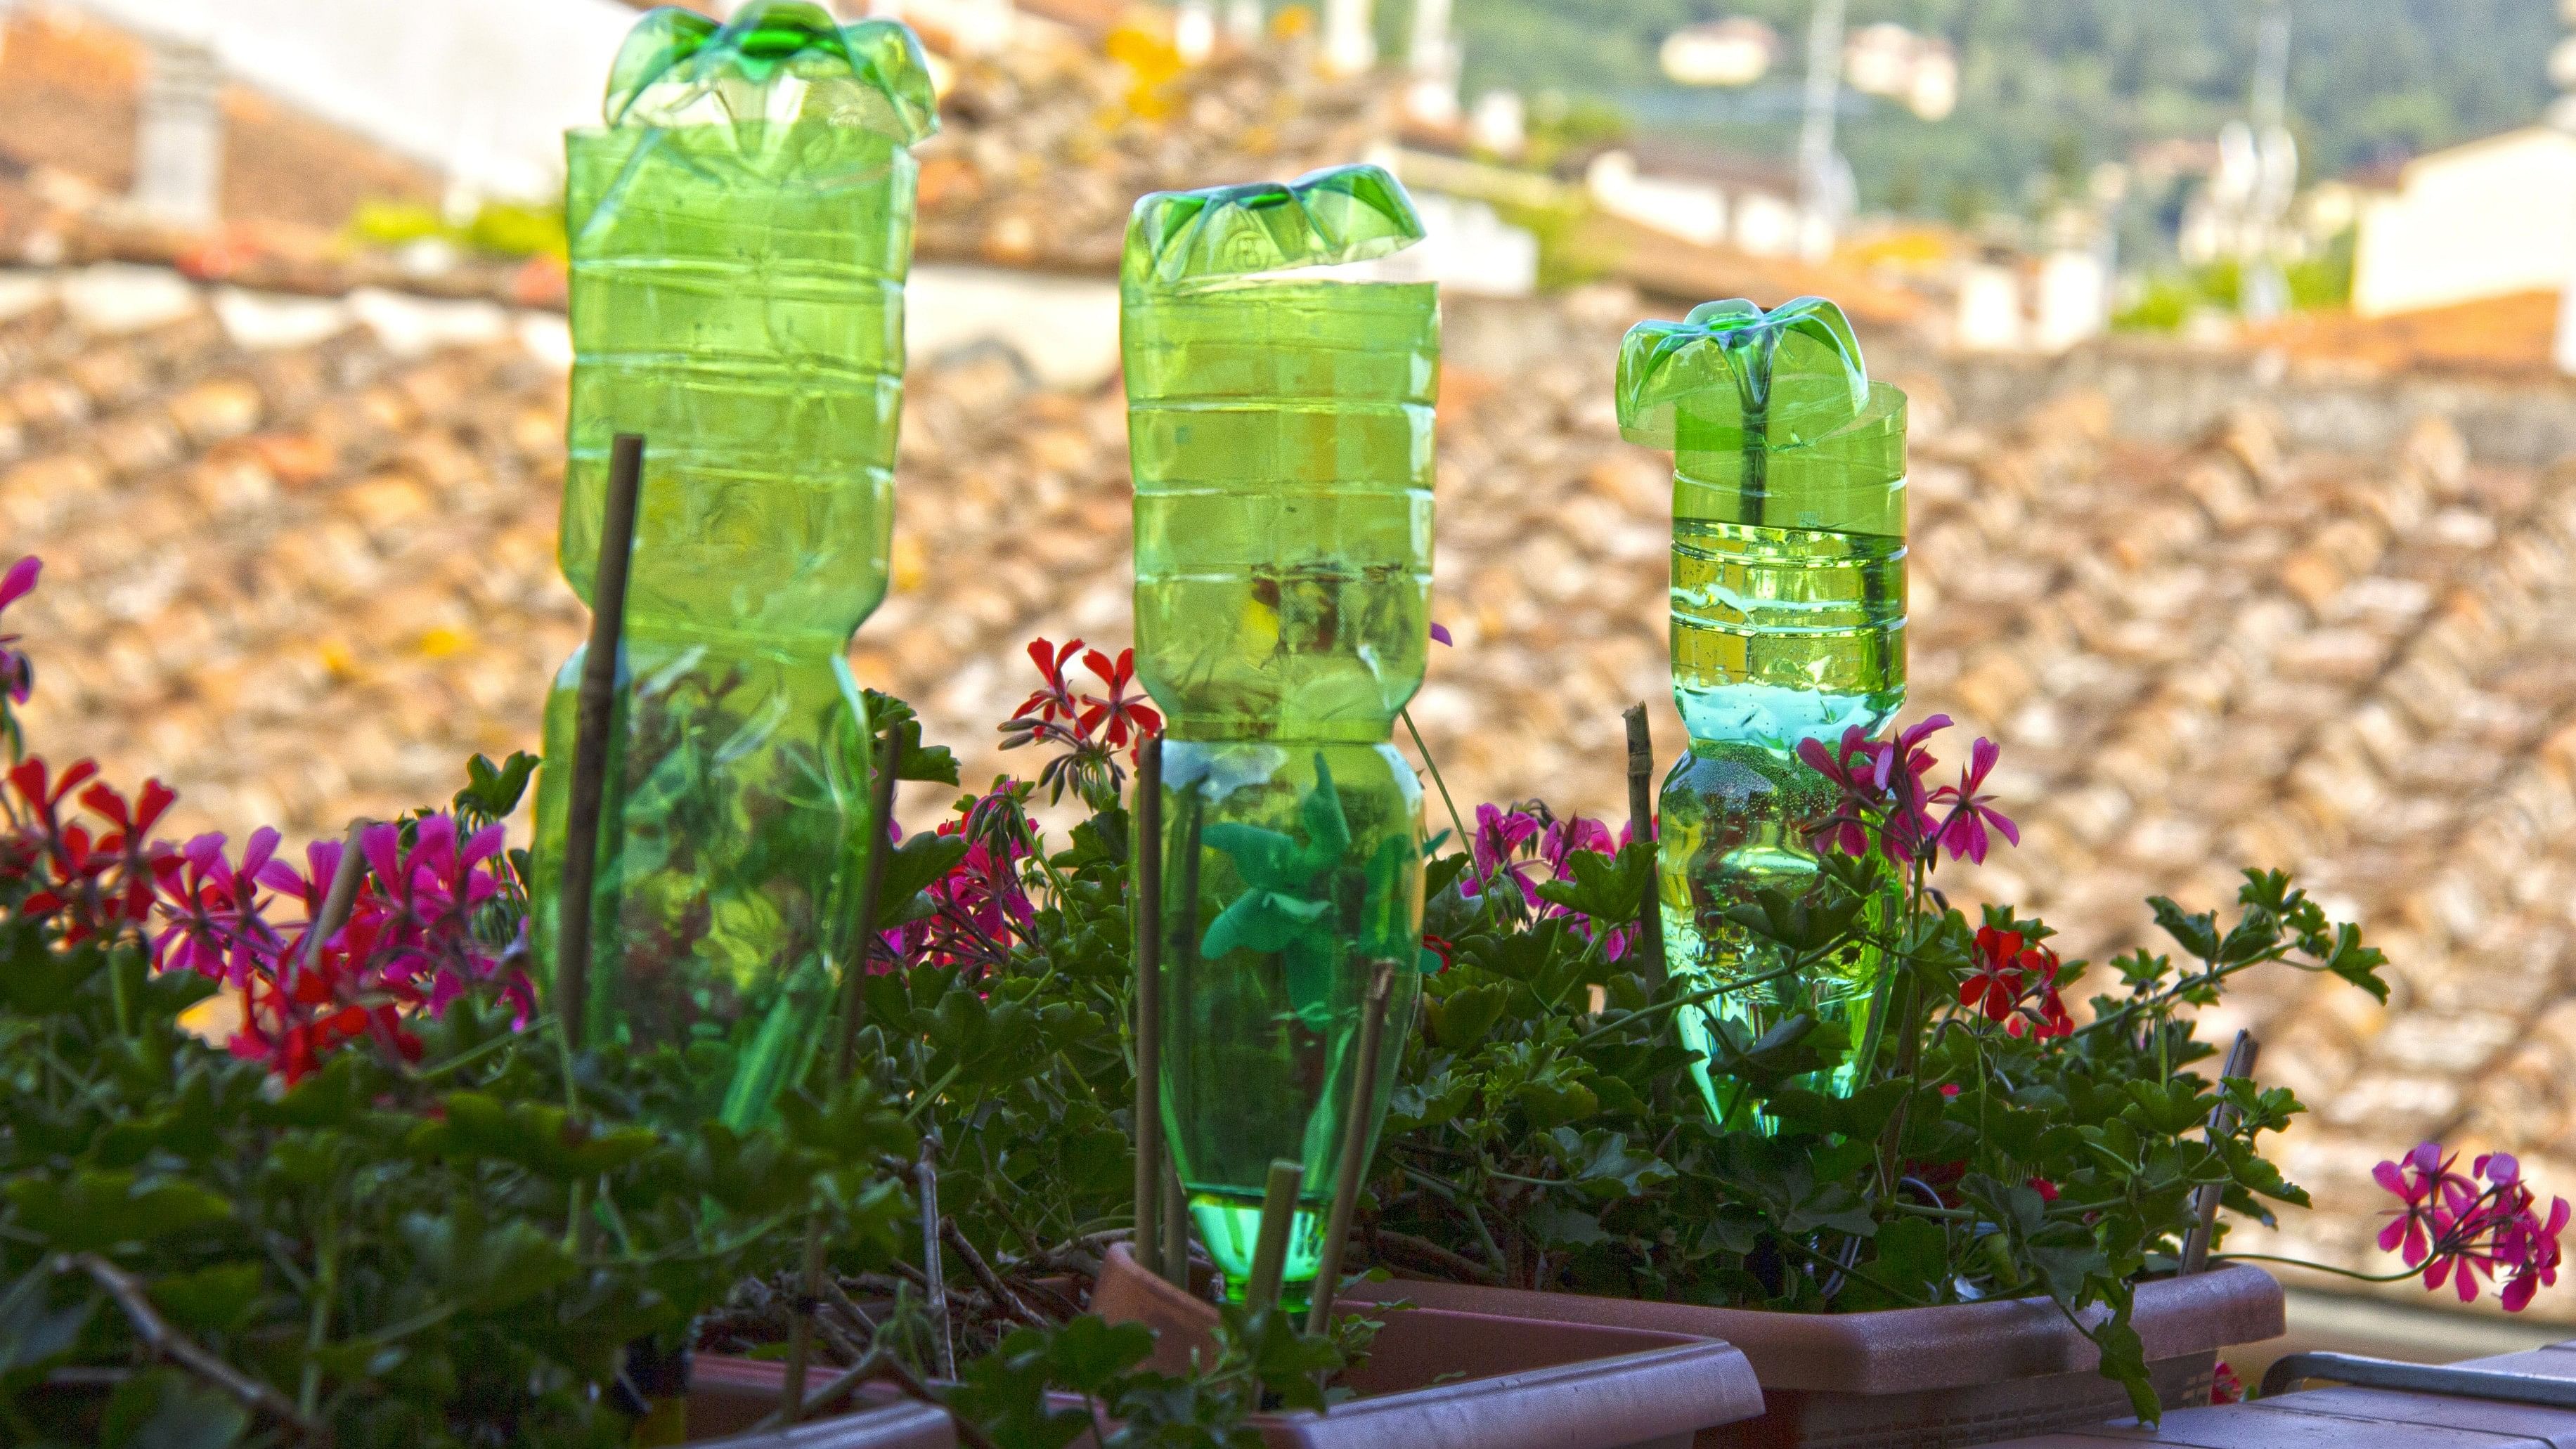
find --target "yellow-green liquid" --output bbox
[1661,518,1905,1125]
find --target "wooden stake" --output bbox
[295,820,371,993]
[2181,1031,2260,1275]
[1622,703,1668,988]
[1244,1158,1306,1317]
[1132,735,1165,1278]
[782,729,906,1423]
[918,1136,955,1379]
[1307,959,1398,1334]
[1161,786,1205,1289]
[556,431,645,1054]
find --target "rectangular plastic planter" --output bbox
[680,1376,956,1448]
[1089,1240,1763,1448]
[1342,1264,2284,1449]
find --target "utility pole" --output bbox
[1795,0,1850,256]
[2240,0,2295,323]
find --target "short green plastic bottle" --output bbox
[1615,298,1908,1129]
[1124,164,1433,1302]
[531,2,937,1129]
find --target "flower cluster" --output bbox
[1463,801,1638,961]
[1000,637,1162,809]
[0,557,529,1082]
[1801,714,2017,870]
[882,781,1038,975]
[1958,923,2073,1039]
[2376,1142,2570,1311]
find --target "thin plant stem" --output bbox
[1402,706,1470,859]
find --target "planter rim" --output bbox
[1344,1263,2284,1395]
[697,1339,1765,1449]
[683,1382,957,1449]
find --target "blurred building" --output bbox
[2351,127,2576,318]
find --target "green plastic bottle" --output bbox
[532,2,937,1129]
[1125,164,1432,1301]
[1615,298,1908,1129]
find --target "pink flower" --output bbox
[1429,622,1454,646]
[1929,736,2019,864]
[2373,1142,2452,1268]
[0,554,38,706]
[2376,1142,2570,1311]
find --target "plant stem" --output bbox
[1402,706,1470,861]
[61,1254,323,1441]
[2208,1252,2426,1285]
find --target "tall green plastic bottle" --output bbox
[533,2,937,1129]
[1615,298,1908,1128]
[1125,164,1433,1301]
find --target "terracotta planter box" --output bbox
[1073,1241,1763,1448]
[685,1364,957,1448]
[1340,1264,2284,1449]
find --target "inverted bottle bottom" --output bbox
[1189,1192,1323,1304]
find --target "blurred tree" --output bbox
[1445,0,2554,230]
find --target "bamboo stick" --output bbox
[1307,959,1398,1334]
[1132,735,1165,1277]
[557,431,645,1054]
[1243,1159,1306,1318]
[2181,1031,2260,1275]
[1622,703,1668,987]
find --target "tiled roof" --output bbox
[12,257,2573,1316]
[916,39,1392,272]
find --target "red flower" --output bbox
[1077,646,1162,750]
[1959,925,2029,1022]
[1015,638,1085,727]
[2211,1361,2244,1405]
[2028,1176,2059,1202]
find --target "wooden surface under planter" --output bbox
[1340,1264,2285,1449]
[1085,1240,1766,1448]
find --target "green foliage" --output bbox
[0,915,917,1446]
[1371,824,2385,1423]
[1439,0,2553,219]
[347,200,569,261]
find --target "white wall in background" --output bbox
[1955,263,2024,352]
[1362,190,1536,297]
[72,0,636,202]
[1586,150,1726,248]
[2032,248,2108,353]
[907,264,1121,391]
[2354,126,2576,318]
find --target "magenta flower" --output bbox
[1430,622,1454,646]
[1929,736,2019,864]
[2376,1142,2570,1311]
[0,554,37,706]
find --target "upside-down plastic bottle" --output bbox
[1124,163,1433,1301]
[532,1,937,1129]
[1615,297,1908,1128]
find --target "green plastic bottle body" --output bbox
[1128,280,1436,741]
[1122,167,1436,1298]
[533,6,931,1128]
[1615,299,1909,1125]
[1662,514,1906,1126]
[1155,742,1423,1295]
